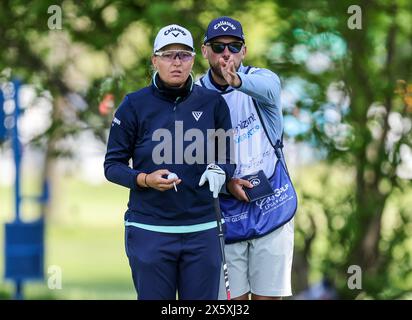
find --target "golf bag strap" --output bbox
[252,99,291,175]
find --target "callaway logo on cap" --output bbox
[204,16,245,44]
[153,24,194,52]
[214,21,237,31]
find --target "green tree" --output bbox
[271,0,412,298]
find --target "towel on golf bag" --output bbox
[220,159,297,244]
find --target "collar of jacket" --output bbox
[152,72,194,102]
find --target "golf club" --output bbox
[213,197,231,300]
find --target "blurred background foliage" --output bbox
[0,0,412,299]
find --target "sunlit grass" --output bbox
[0,176,135,300]
[0,225,135,300]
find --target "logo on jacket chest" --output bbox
[192,111,203,121]
[232,112,261,144]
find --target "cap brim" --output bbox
[204,35,244,44]
[154,43,194,53]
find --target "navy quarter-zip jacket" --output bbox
[104,82,235,226]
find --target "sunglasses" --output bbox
[154,50,195,62]
[206,42,244,54]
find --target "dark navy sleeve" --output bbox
[214,96,236,182]
[104,95,141,190]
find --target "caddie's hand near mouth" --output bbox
[219,56,241,88]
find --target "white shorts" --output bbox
[218,219,294,299]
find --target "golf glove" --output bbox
[199,163,226,198]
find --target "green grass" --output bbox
[1,225,136,300]
[0,176,136,300]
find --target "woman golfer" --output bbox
[104,24,235,300]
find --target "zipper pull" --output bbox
[173,96,180,111]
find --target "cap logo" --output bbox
[164,26,187,37]
[214,21,236,31]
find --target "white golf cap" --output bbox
[153,24,194,53]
